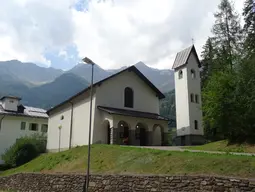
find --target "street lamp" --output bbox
[82,57,95,192]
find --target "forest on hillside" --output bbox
[200,0,255,143]
[159,89,176,128]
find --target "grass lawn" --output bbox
[184,140,255,153]
[0,144,255,178]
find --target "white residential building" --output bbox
[0,96,48,164]
[47,66,169,152]
[172,45,205,145]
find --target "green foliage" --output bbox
[200,0,255,144]
[202,55,255,143]
[243,0,255,57]
[1,134,47,167]
[200,38,217,87]
[202,71,237,141]
[212,0,243,69]
[160,90,176,128]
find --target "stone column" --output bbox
[111,127,118,145]
[146,131,153,146]
[129,129,137,145]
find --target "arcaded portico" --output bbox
[98,106,169,146]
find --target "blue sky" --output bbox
[42,1,87,70]
[44,44,80,70]
[0,0,245,71]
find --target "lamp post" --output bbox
[58,125,62,152]
[82,57,95,192]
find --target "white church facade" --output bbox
[172,45,205,145]
[46,66,169,152]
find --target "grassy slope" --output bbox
[1,145,255,178]
[184,140,255,153]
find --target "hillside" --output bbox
[0,73,89,110]
[0,60,175,112]
[135,62,174,93]
[160,89,176,127]
[1,145,255,178]
[69,61,175,93]
[0,73,29,98]
[23,73,89,109]
[0,60,63,86]
[69,63,111,83]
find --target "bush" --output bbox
[1,133,47,167]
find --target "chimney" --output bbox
[0,96,21,112]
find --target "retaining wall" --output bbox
[0,173,254,192]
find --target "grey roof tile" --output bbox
[172,45,201,70]
[0,104,48,118]
[172,45,193,69]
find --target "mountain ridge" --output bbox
[0,60,174,110]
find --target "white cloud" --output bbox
[0,0,76,66]
[0,0,246,69]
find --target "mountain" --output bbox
[134,62,174,93]
[23,73,89,109]
[0,72,89,110]
[0,73,29,98]
[69,63,111,83]
[69,61,174,92]
[0,60,63,86]
[0,60,175,111]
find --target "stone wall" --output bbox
[0,173,254,192]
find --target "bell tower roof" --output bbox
[172,45,201,70]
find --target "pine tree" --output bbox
[200,37,216,87]
[212,0,242,70]
[243,0,255,57]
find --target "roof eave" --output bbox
[97,106,170,121]
[0,112,48,119]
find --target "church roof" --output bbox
[172,45,201,70]
[98,106,169,121]
[47,65,165,114]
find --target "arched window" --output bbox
[124,87,133,108]
[190,93,194,103]
[194,120,198,130]
[191,69,196,79]
[179,70,183,79]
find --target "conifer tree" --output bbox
[200,37,217,87]
[212,0,242,70]
[243,0,255,57]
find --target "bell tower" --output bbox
[172,45,205,146]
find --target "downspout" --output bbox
[69,101,74,149]
[0,115,6,131]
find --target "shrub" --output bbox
[1,133,47,167]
